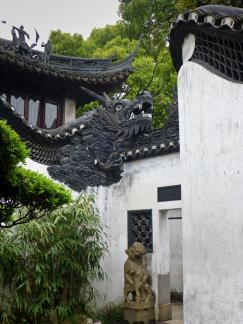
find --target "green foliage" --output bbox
[6,166,71,211]
[118,0,177,59]
[85,23,126,56]
[76,100,99,118]
[176,0,243,11]
[0,120,28,173]
[0,120,72,227]
[92,36,137,60]
[50,24,128,59]
[50,30,87,57]
[95,303,124,324]
[116,0,178,126]
[0,195,107,323]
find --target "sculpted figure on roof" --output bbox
[12,25,30,44]
[41,40,52,62]
[11,25,31,55]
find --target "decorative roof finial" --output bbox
[11,25,31,56]
[41,40,52,63]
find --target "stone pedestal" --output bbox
[158,303,172,322]
[124,301,155,324]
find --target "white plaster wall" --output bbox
[168,211,183,294]
[25,152,182,307]
[25,158,49,176]
[182,34,195,64]
[179,62,243,324]
[157,208,183,305]
[94,153,181,306]
[64,98,76,123]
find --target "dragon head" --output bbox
[81,87,153,139]
[112,91,153,138]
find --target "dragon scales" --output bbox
[0,87,153,191]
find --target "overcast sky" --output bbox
[1,0,120,48]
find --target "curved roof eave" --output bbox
[0,37,136,84]
[170,5,243,83]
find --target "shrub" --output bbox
[0,119,28,172]
[0,195,107,323]
[0,120,72,227]
[95,303,124,324]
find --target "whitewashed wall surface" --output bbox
[94,153,181,307]
[179,61,243,324]
[25,152,182,309]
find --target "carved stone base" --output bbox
[124,301,155,324]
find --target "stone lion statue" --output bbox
[124,242,153,303]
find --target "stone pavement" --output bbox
[158,303,183,324]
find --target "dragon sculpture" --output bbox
[0,87,153,191]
